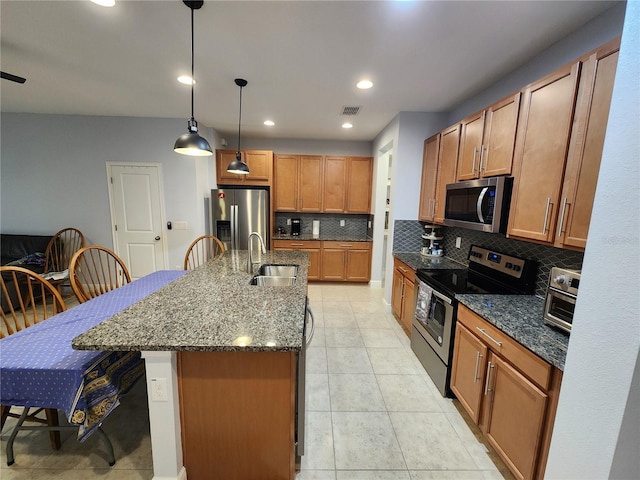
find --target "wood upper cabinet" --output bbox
[321,241,371,282]
[418,134,440,222]
[216,150,273,186]
[555,39,619,250]
[507,62,581,244]
[482,352,548,480]
[346,157,373,213]
[272,239,321,280]
[434,124,460,224]
[323,157,347,212]
[274,155,323,212]
[456,93,520,181]
[450,323,488,424]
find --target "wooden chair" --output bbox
[0,266,66,450]
[69,246,131,304]
[43,227,86,295]
[184,235,225,270]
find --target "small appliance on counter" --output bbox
[291,218,301,236]
[544,267,581,334]
[421,225,443,256]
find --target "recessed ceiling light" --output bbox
[356,79,373,89]
[264,120,275,126]
[342,122,353,129]
[90,0,116,7]
[177,75,195,85]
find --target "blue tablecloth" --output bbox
[0,270,186,441]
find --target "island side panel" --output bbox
[178,351,296,480]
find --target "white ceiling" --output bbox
[0,0,615,141]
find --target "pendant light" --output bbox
[174,0,212,157]
[226,78,250,174]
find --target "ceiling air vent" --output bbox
[340,105,361,116]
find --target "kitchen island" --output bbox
[73,250,310,480]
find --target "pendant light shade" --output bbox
[174,0,212,157]
[227,78,250,174]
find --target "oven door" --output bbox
[544,288,575,333]
[414,281,455,365]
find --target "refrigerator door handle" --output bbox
[233,205,240,250]
[230,204,236,250]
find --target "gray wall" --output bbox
[227,136,372,157]
[0,113,219,269]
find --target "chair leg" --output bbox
[45,408,61,450]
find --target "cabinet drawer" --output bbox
[457,304,551,390]
[272,240,322,249]
[393,258,414,277]
[322,241,370,250]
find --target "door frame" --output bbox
[105,162,169,272]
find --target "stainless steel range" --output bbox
[411,245,537,397]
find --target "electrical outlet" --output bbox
[368,220,372,228]
[456,237,462,248]
[150,377,168,402]
[287,219,291,225]
[340,220,345,227]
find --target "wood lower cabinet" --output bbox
[320,241,371,282]
[418,134,440,222]
[434,124,460,224]
[272,240,321,280]
[216,149,273,186]
[451,304,562,480]
[391,258,416,334]
[178,351,296,479]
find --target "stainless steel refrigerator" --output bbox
[210,187,270,250]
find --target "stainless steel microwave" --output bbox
[443,177,513,233]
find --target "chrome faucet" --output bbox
[247,232,267,274]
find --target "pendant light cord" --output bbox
[190,6,195,121]
[237,85,243,154]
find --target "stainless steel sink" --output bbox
[249,275,297,286]
[257,264,299,277]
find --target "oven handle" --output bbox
[476,187,488,223]
[429,287,453,305]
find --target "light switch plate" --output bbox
[173,221,188,230]
[456,237,462,248]
[150,377,169,402]
[340,220,345,227]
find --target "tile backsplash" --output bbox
[274,212,370,238]
[393,220,584,297]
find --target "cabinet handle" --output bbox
[430,199,435,218]
[472,147,478,173]
[474,351,483,383]
[398,267,408,274]
[291,243,304,246]
[476,327,502,348]
[479,145,487,173]
[557,197,569,237]
[340,244,353,247]
[542,197,553,234]
[484,361,494,395]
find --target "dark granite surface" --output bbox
[273,233,372,242]
[394,252,465,271]
[456,294,569,370]
[72,250,309,353]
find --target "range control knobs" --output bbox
[554,275,567,285]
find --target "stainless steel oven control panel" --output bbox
[467,245,526,278]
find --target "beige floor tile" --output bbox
[323,313,358,329]
[354,313,394,330]
[297,470,337,480]
[409,471,485,479]
[308,326,326,347]
[337,471,411,480]
[306,373,331,412]
[328,374,386,412]
[376,374,443,413]
[307,346,329,373]
[325,328,364,347]
[301,412,335,470]
[327,348,373,374]
[350,300,388,314]
[361,329,404,348]
[367,348,421,375]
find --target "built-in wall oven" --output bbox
[411,245,536,397]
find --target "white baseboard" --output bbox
[369,280,382,288]
[152,466,187,480]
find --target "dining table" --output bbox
[0,269,187,466]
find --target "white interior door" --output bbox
[107,163,167,279]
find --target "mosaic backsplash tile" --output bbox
[392,222,584,297]
[274,212,370,238]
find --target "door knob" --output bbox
[155,236,161,241]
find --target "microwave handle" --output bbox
[476,187,488,223]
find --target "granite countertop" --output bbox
[456,294,569,370]
[72,250,309,353]
[273,233,372,242]
[394,252,465,271]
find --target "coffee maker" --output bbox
[291,218,301,236]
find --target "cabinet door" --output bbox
[321,248,345,280]
[557,42,619,249]
[345,248,371,282]
[323,157,347,212]
[482,353,548,480]
[481,92,520,177]
[244,151,273,185]
[434,124,461,224]
[299,156,324,212]
[400,276,416,333]
[391,268,404,319]
[303,248,322,280]
[418,134,440,222]
[274,155,299,211]
[346,157,373,213]
[450,324,488,424]
[507,63,580,243]
[457,111,485,181]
